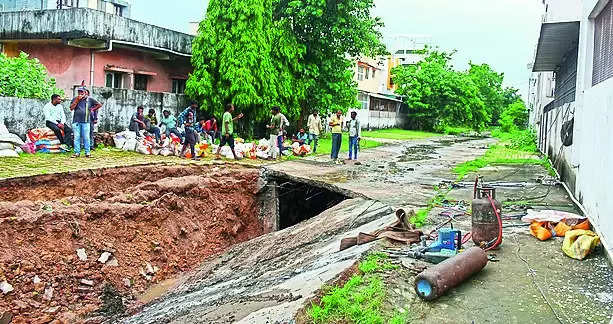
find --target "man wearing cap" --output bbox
[70,86,101,158]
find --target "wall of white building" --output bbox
[532,0,613,258]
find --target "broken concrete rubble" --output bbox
[76,248,87,261]
[0,281,13,294]
[98,252,112,264]
[80,279,94,286]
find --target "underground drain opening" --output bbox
[264,174,350,230]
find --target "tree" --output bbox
[273,0,386,118]
[392,50,488,131]
[467,63,504,125]
[0,52,64,100]
[186,0,304,133]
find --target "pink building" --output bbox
[0,8,194,96]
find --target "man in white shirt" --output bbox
[43,94,72,146]
[347,111,361,160]
[307,111,322,153]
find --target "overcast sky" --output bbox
[131,0,544,98]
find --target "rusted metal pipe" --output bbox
[414,247,488,301]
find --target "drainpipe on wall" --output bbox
[90,49,95,89]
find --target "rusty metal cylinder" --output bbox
[414,247,488,301]
[472,186,502,246]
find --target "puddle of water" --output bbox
[138,277,181,304]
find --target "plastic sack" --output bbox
[562,230,600,260]
[0,148,18,158]
[122,138,138,152]
[0,122,8,134]
[529,222,553,241]
[0,143,14,150]
[0,133,25,146]
[21,143,36,154]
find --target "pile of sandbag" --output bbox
[113,130,191,157]
[291,142,311,156]
[0,123,24,158]
[26,128,66,153]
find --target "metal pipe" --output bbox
[414,247,488,301]
[90,49,95,88]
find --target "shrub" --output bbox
[0,52,64,100]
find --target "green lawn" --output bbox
[315,134,382,157]
[0,148,242,179]
[361,128,441,141]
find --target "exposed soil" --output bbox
[0,165,264,323]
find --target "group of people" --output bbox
[43,87,362,162]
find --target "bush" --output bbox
[0,52,64,100]
[499,99,528,132]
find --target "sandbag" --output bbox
[0,149,18,158]
[122,138,138,152]
[0,133,25,146]
[0,122,8,134]
[562,230,600,260]
[0,143,14,150]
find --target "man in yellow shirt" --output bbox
[329,110,343,162]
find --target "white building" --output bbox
[529,0,613,260]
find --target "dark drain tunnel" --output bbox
[263,174,350,230]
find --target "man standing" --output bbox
[180,111,198,160]
[329,109,344,163]
[307,111,322,153]
[159,110,181,140]
[87,90,102,150]
[267,106,282,160]
[347,111,361,160]
[178,102,198,126]
[215,104,244,160]
[70,86,101,158]
[43,94,73,147]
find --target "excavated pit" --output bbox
[0,164,349,323]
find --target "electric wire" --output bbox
[514,234,567,324]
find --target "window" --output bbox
[358,92,369,110]
[357,66,365,81]
[114,4,124,16]
[105,72,123,89]
[134,75,148,91]
[172,79,187,94]
[59,0,79,8]
[593,0,613,85]
[372,69,376,78]
[365,67,369,79]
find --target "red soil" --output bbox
[0,165,264,323]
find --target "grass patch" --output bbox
[453,128,555,181]
[315,133,382,157]
[361,128,441,141]
[307,253,408,324]
[411,187,450,228]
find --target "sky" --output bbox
[131,0,544,98]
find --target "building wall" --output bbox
[94,47,192,93]
[354,58,383,94]
[0,87,188,136]
[2,41,192,94]
[542,0,582,22]
[531,0,613,258]
[0,0,132,16]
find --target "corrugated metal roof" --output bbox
[533,21,580,72]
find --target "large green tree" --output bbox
[392,50,488,131]
[467,63,504,125]
[276,0,387,119]
[187,0,304,129]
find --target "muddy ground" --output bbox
[0,165,264,323]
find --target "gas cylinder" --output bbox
[471,186,502,246]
